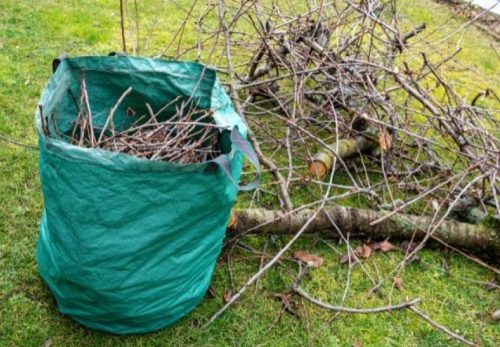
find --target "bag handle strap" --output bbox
[212,128,261,191]
[108,51,127,57]
[52,53,68,73]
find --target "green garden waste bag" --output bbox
[35,55,259,334]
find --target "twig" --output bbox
[38,104,49,136]
[97,87,133,144]
[202,204,323,328]
[0,133,37,150]
[409,306,476,346]
[217,0,294,211]
[120,0,127,53]
[294,286,420,314]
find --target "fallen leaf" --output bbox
[352,341,362,347]
[294,251,324,268]
[223,290,233,303]
[431,199,439,212]
[340,252,359,265]
[369,240,396,252]
[400,240,418,253]
[387,175,399,184]
[393,277,403,290]
[355,244,372,259]
[378,131,392,152]
[274,293,296,315]
[484,279,499,292]
[379,240,396,252]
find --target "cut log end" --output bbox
[308,151,333,177]
[227,211,237,229]
[308,160,328,177]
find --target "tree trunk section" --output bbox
[308,135,376,177]
[228,207,499,257]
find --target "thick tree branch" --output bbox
[228,207,500,258]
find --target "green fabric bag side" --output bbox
[35,56,248,334]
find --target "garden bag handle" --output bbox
[212,128,261,191]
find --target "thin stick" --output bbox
[0,133,37,150]
[80,74,96,146]
[134,0,140,53]
[409,307,476,346]
[294,286,420,314]
[202,206,323,328]
[120,0,127,53]
[97,87,133,145]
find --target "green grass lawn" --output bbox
[0,1,499,346]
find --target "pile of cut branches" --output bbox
[117,0,498,343]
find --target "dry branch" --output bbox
[294,286,420,314]
[228,207,500,257]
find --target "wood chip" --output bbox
[294,251,324,268]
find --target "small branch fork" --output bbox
[289,266,475,346]
[294,284,475,346]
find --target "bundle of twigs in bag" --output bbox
[59,73,221,164]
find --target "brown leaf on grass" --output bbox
[223,290,233,303]
[352,341,362,347]
[484,279,499,292]
[400,240,419,253]
[369,239,396,252]
[274,293,297,315]
[393,277,403,290]
[294,251,324,268]
[340,252,359,265]
[378,131,392,152]
[355,244,372,258]
[431,199,440,212]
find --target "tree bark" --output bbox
[308,135,377,177]
[228,207,500,257]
